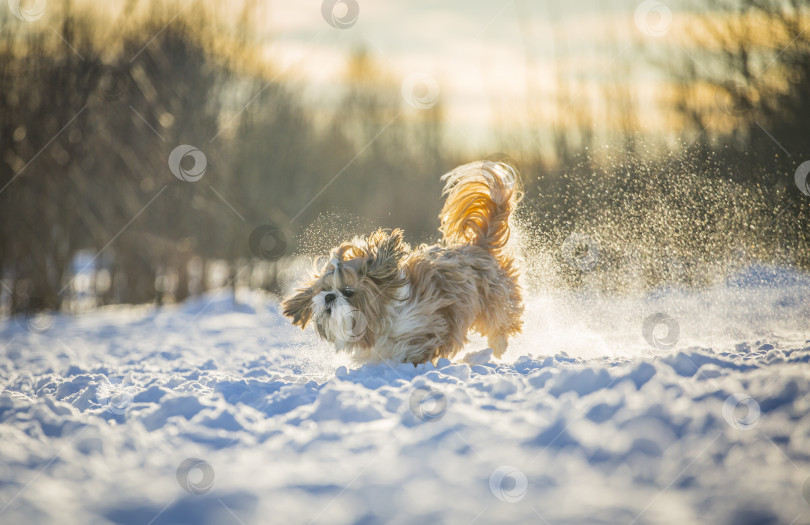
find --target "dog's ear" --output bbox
[282,285,316,328]
[362,229,408,283]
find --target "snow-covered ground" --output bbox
[1,265,810,525]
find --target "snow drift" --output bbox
[1,265,809,524]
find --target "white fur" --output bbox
[311,291,367,351]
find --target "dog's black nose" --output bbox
[324,293,336,305]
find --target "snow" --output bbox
[1,266,809,525]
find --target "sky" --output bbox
[246,0,691,150]
[41,0,699,151]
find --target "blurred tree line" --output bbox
[0,0,808,315]
[0,2,448,314]
[510,0,809,290]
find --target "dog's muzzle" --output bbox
[324,292,336,315]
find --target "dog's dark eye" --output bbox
[341,288,355,297]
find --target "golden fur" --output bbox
[282,160,524,364]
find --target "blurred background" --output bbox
[0,0,808,316]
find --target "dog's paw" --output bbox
[461,348,494,365]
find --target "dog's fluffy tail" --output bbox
[439,160,521,265]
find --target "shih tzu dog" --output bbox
[282,161,524,364]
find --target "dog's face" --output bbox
[282,229,409,350]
